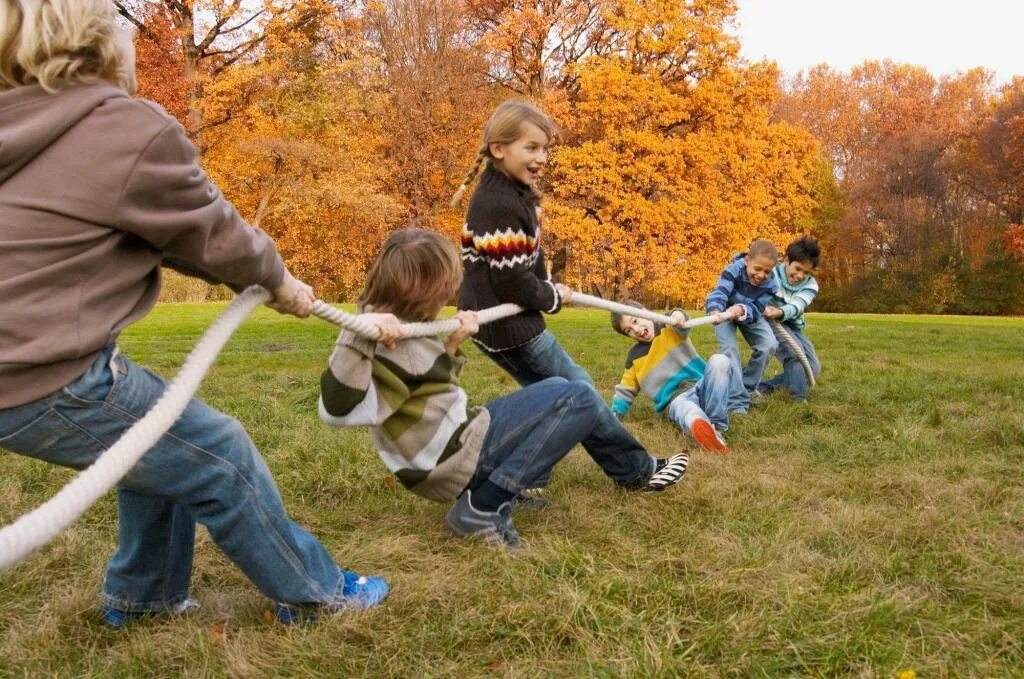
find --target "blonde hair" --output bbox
[0,0,136,92]
[360,228,463,322]
[451,99,560,208]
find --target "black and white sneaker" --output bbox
[644,452,690,492]
[512,487,550,509]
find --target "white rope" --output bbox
[0,289,727,571]
[769,319,816,388]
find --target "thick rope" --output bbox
[0,289,728,571]
[769,319,816,388]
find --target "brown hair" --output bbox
[0,0,136,92]
[747,239,780,262]
[610,300,645,336]
[450,99,560,208]
[359,228,462,321]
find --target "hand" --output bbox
[267,270,315,318]
[360,312,404,350]
[555,283,574,304]
[670,310,687,326]
[763,306,783,320]
[726,305,746,322]
[709,311,725,325]
[445,310,479,355]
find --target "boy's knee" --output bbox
[707,353,731,374]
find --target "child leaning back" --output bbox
[610,304,749,453]
[705,239,781,410]
[318,229,690,550]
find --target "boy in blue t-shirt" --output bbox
[705,239,781,410]
[760,236,822,401]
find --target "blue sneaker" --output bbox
[275,569,389,624]
[100,598,200,628]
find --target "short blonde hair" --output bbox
[451,99,561,207]
[360,228,463,322]
[0,0,136,92]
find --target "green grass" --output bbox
[2,306,1023,677]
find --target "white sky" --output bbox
[734,0,1024,84]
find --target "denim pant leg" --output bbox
[666,353,744,432]
[474,378,652,493]
[713,321,748,409]
[481,331,594,488]
[0,348,344,611]
[481,331,594,388]
[737,317,778,391]
[473,378,599,495]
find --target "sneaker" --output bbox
[747,389,766,405]
[275,569,390,624]
[512,486,550,509]
[688,418,730,454]
[445,490,521,549]
[100,597,200,629]
[643,452,690,492]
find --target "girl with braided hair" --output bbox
[453,100,662,499]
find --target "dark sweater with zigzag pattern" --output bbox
[457,165,562,351]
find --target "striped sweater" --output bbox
[457,164,562,351]
[770,264,818,330]
[611,313,707,416]
[319,330,490,503]
[705,253,780,325]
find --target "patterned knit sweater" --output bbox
[705,253,780,325]
[770,263,819,330]
[457,165,562,351]
[319,330,490,503]
[611,313,708,416]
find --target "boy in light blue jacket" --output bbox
[760,236,822,401]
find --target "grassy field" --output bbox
[1,305,1023,677]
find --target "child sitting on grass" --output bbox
[760,236,822,401]
[705,239,781,409]
[611,304,746,452]
[318,229,690,550]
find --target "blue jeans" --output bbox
[762,324,821,400]
[480,330,594,387]
[0,347,348,613]
[473,377,654,494]
[664,354,747,432]
[713,317,778,399]
[481,331,652,485]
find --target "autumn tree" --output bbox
[544,0,818,305]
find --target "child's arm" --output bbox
[319,313,405,427]
[611,365,640,417]
[705,269,736,315]
[779,279,819,322]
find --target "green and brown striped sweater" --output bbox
[318,330,490,503]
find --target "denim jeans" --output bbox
[479,330,594,387]
[480,332,653,485]
[472,377,654,494]
[0,347,347,613]
[664,354,747,432]
[713,316,778,399]
[762,323,821,400]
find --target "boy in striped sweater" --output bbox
[319,229,689,550]
[760,236,822,401]
[611,304,746,453]
[705,239,781,409]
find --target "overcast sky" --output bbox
[734,0,1024,84]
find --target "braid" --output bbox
[451,148,489,208]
